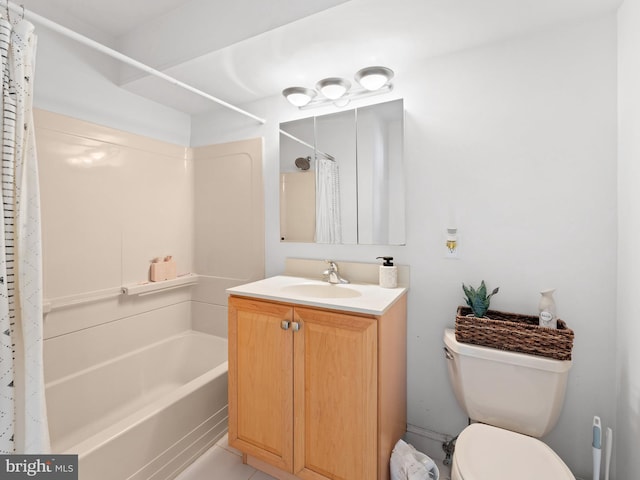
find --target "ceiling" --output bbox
[20,0,622,116]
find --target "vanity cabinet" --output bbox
[228,294,407,480]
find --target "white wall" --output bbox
[617,1,640,478]
[191,15,618,477]
[32,29,191,145]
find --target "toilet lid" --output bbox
[454,424,575,480]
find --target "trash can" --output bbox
[390,439,440,480]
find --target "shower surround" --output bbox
[36,110,264,479]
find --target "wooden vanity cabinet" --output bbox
[228,294,407,480]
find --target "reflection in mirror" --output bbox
[279,99,404,245]
[280,117,316,243]
[356,101,405,245]
[316,110,356,243]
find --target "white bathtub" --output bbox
[46,330,228,480]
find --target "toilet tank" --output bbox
[443,329,571,438]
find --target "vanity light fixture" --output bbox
[282,66,394,109]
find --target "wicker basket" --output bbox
[455,306,574,361]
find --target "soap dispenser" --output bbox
[376,256,397,288]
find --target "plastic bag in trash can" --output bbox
[390,439,440,480]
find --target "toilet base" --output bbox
[450,458,461,480]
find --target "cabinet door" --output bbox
[293,307,378,480]
[228,297,294,472]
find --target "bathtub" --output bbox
[46,330,228,480]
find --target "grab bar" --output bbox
[121,274,198,296]
[43,274,200,314]
[43,287,122,314]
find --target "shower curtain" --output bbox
[315,156,342,244]
[0,16,49,454]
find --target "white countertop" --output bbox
[227,275,407,315]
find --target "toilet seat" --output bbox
[452,423,575,480]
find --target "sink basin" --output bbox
[280,283,362,299]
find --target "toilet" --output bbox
[443,328,575,480]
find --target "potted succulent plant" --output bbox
[462,280,499,318]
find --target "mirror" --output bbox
[279,99,405,245]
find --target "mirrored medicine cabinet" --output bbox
[279,98,405,245]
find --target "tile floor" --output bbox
[175,434,276,480]
[175,434,451,480]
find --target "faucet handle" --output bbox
[323,260,338,282]
[322,260,349,284]
[325,259,338,270]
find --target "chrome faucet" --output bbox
[323,260,350,284]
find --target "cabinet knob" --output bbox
[292,321,301,332]
[281,320,290,330]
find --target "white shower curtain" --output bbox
[0,16,49,454]
[315,156,342,244]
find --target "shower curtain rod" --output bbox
[6,1,266,124]
[279,129,335,162]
